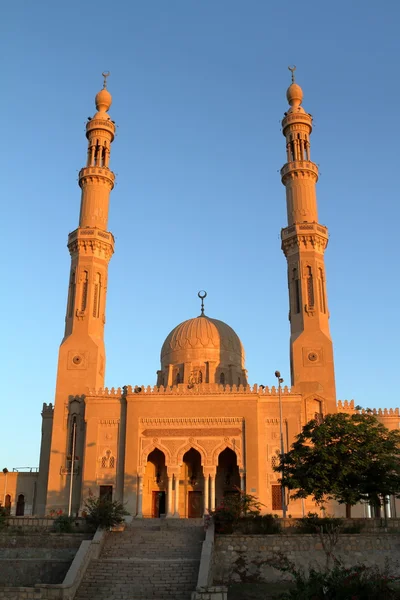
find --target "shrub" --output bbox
[0,505,8,530]
[210,489,264,534]
[53,514,74,533]
[235,514,281,535]
[296,512,343,534]
[83,493,129,530]
[268,554,400,599]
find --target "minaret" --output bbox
[39,75,116,514]
[280,67,336,417]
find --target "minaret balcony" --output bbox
[281,222,329,255]
[86,117,115,138]
[280,161,319,179]
[79,166,115,188]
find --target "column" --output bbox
[204,474,209,514]
[174,473,180,517]
[210,471,216,511]
[136,473,143,518]
[166,364,173,387]
[239,469,245,493]
[166,470,174,517]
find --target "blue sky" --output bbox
[1,1,399,467]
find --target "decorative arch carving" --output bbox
[140,442,171,467]
[212,439,242,468]
[176,441,206,466]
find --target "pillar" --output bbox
[166,469,174,517]
[210,470,216,511]
[204,474,209,514]
[137,474,143,518]
[174,473,180,517]
[239,469,245,493]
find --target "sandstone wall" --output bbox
[214,534,400,583]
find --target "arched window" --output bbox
[67,270,76,318]
[68,415,77,461]
[292,268,300,314]
[81,271,88,312]
[307,266,314,308]
[220,372,225,385]
[93,273,101,318]
[5,494,11,515]
[101,449,115,469]
[16,494,25,516]
[318,267,326,313]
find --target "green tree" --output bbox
[274,410,400,518]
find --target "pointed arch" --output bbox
[140,443,171,467]
[212,440,242,468]
[177,441,206,466]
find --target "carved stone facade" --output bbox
[3,75,399,520]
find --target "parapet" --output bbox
[87,383,293,397]
[337,400,399,416]
[41,403,54,417]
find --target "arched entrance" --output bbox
[16,494,25,516]
[143,449,167,518]
[5,494,11,515]
[180,448,204,518]
[216,448,240,506]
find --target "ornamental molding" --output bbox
[140,417,243,426]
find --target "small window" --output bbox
[220,372,225,385]
[272,485,282,511]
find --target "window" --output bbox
[68,415,77,460]
[307,266,314,308]
[16,494,25,516]
[81,271,88,312]
[5,494,11,516]
[67,270,76,318]
[93,273,101,318]
[220,372,225,385]
[271,456,278,469]
[292,268,300,314]
[272,485,281,511]
[318,268,326,313]
[101,449,115,469]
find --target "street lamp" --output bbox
[274,371,286,518]
[2,468,8,510]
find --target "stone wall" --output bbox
[214,533,400,583]
[0,533,91,588]
[0,529,106,600]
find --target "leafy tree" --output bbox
[83,492,129,530]
[274,410,400,518]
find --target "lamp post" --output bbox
[68,420,77,517]
[274,371,286,518]
[2,468,8,509]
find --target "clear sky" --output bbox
[1,0,399,467]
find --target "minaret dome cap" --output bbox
[95,88,112,113]
[286,82,303,108]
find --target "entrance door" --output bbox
[188,491,203,518]
[152,491,166,518]
[99,485,113,501]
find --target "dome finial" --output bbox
[288,65,296,83]
[102,71,110,89]
[198,290,207,316]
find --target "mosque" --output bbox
[2,71,398,520]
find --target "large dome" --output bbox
[158,315,247,387]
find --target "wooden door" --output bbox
[152,491,166,518]
[188,491,203,518]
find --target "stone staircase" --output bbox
[75,519,204,600]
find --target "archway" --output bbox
[5,494,11,515]
[180,448,204,518]
[16,494,25,516]
[143,449,167,518]
[216,448,240,507]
